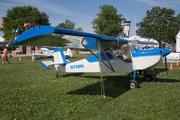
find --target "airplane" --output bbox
[8,26,171,90]
[35,47,73,58]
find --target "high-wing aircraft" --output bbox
[9,26,171,90]
[35,47,73,58]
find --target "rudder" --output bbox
[54,48,67,64]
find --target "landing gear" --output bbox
[128,70,139,89]
[143,70,153,81]
[143,74,153,81]
[128,80,139,89]
[127,70,153,88]
[56,73,59,78]
[136,70,144,75]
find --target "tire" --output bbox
[128,80,139,89]
[56,73,59,78]
[136,70,144,75]
[143,74,153,81]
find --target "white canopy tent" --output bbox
[0,36,4,47]
[0,36,4,42]
[176,31,180,52]
[128,35,159,49]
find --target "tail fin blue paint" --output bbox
[54,48,68,65]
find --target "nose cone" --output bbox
[162,49,171,56]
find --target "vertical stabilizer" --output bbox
[67,48,73,58]
[54,48,67,64]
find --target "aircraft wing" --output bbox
[8,25,158,49]
[8,26,128,49]
[135,40,158,45]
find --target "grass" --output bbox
[0,54,180,119]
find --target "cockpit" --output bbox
[104,40,143,63]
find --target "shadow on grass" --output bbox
[36,56,53,60]
[67,75,131,98]
[62,73,84,77]
[67,72,179,98]
[152,68,167,75]
[5,62,24,64]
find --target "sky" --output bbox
[0,0,180,38]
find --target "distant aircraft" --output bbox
[35,47,73,58]
[8,26,171,90]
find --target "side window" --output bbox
[112,44,132,63]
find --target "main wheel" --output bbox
[143,74,153,81]
[56,73,59,78]
[128,80,139,89]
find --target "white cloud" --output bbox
[135,0,180,8]
[0,0,76,16]
[0,0,96,36]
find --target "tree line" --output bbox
[0,5,180,47]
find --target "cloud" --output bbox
[0,0,76,16]
[135,0,180,8]
[0,1,20,17]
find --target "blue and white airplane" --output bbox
[9,26,171,89]
[37,47,73,58]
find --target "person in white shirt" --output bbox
[32,50,37,63]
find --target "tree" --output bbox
[91,4,126,37]
[136,6,180,48]
[56,19,84,32]
[1,5,50,43]
[56,19,76,30]
[75,27,83,32]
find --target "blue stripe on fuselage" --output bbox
[131,49,162,58]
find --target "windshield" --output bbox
[128,40,143,50]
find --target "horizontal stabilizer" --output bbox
[40,61,65,69]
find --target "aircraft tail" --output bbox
[40,48,68,69]
[67,48,73,58]
[41,48,53,56]
[53,48,67,64]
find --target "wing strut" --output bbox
[81,38,116,99]
[97,40,106,99]
[81,38,115,72]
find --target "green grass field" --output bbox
[0,54,180,119]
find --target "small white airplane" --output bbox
[35,47,73,58]
[9,26,171,90]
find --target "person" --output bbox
[32,50,37,63]
[2,46,10,65]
